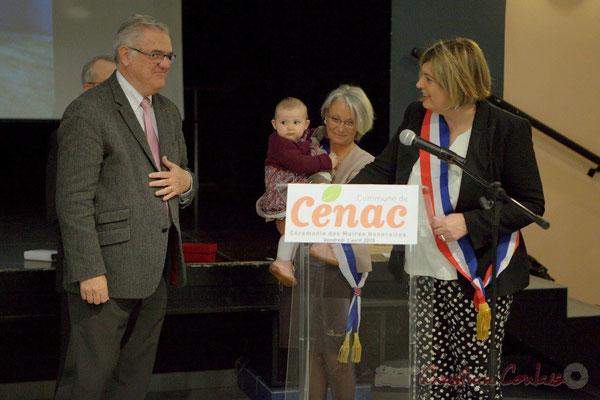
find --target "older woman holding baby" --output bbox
[279,84,375,400]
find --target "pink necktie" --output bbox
[142,98,171,218]
[141,97,161,170]
[142,101,175,284]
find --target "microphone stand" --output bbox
[440,154,549,400]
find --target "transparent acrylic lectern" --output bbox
[280,186,435,400]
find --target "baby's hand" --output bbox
[329,153,338,169]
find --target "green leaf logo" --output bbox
[322,185,342,202]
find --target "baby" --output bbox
[256,97,337,286]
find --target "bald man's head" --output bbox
[81,56,117,92]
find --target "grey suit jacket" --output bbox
[56,72,197,298]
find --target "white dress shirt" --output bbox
[405,128,472,280]
[116,70,193,202]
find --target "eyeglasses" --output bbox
[128,47,176,63]
[326,114,355,129]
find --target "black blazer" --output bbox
[351,100,545,298]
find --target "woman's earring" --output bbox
[453,105,460,111]
[324,119,327,125]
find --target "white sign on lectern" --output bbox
[284,184,419,245]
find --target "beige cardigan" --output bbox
[332,141,375,273]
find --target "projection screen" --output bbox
[0,0,183,120]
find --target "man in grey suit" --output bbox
[55,14,197,399]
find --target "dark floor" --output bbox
[2,380,597,400]
[149,384,600,400]
[143,374,600,400]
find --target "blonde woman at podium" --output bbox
[351,39,545,399]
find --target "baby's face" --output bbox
[272,108,310,142]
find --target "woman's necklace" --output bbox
[443,105,476,146]
[332,142,355,166]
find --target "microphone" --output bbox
[399,129,466,165]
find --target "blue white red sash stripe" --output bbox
[333,243,368,334]
[419,110,520,310]
[331,243,368,362]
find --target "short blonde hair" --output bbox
[320,84,374,142]
[274,97,308,119]
[419,38,491,109]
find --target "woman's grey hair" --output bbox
[81,55,114,84]
[320,84,375,141]
[113,14,169,64]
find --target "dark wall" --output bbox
[390,0,506,136]
[181,0,391,202]
[0,120,59,206]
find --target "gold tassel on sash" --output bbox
[337,332,351,363]
[337,331,363,363]
[476,302,491,341]
[350,332,362,363]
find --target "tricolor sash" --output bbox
[419,110,520,340]
[332,243,368,363]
